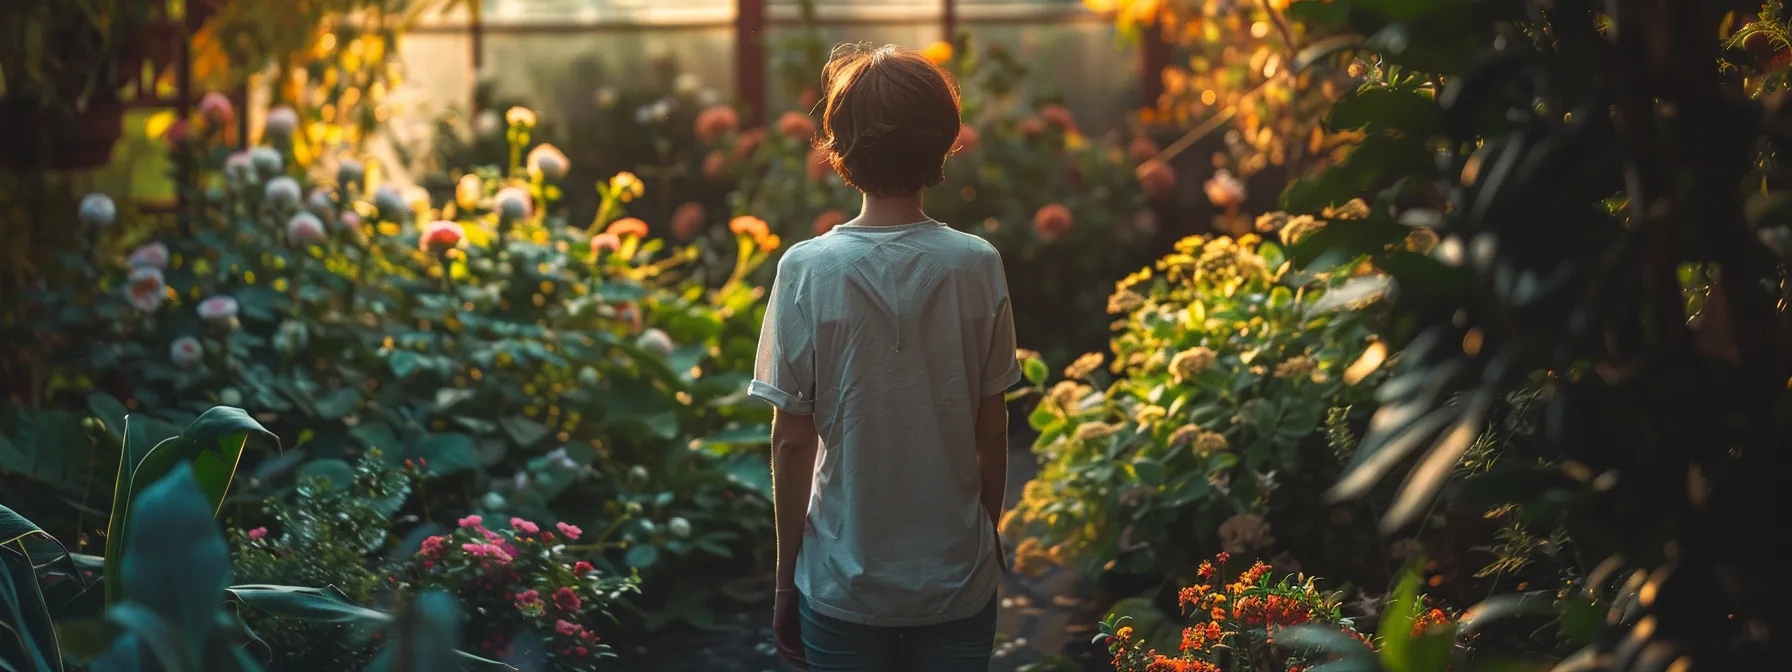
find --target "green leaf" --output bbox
[1132,459,1166,487]
[695,425,771,447]
[114,464,232,670]
[1,506,64,672]
[406,434,478,476]
[625,544,661,570]
[1282,134,1434,214]
[1159,473,1213,508]
[389,351,424,379]
[86,394,130,439]
[1287,0,1351,29]
[499,417,551,449]
[365,591,476,672]
[312,388,363,420]
[1289,215,1409,270]
[106,408,275,606]
[295,459,356,489]
[1022,357,1049,386]
[224,585,393,626]
[1330,87,1444,138]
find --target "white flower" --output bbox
[306,187,335,219]
[287,211,328,247]
[265,105,299,140]
[218,387,243,407]
[577,366,600,386]
[652,98,672,120]
[196,295,239,325]
[495,187,532,220]
[250,146,284,178]
[127,242,169,270]
[372,185,409,220]
[265,176,302,210]
[674,73,703,97]
[474,109,503,137]
[170,336,203,368]
[627,465,650,482]
[337,159,365,188]
[525,144,569,180]
[224,152,255,185]
[127,267,166,312]
[78,193,116,228]
[668,517,692,538]
[636,328,674,357]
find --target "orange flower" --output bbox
[694,105,740,143]
[777,111,817,140]
[812,209,847,236]
[1197,560,1216,579]
[729,216,770,241]
[758,233,783,252]
[605,217,648,238]
[671,202,706,241]
[1210,607,1226,621]
[1032,203,1072,241]
[1115,626,1135,641]
[921,41,954,64]
[1179,626,1207,652]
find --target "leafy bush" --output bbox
[1002,216,1390,581]
[6,102,778,629]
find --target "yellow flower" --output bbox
[1170,347,1217,383]
[454,173,482,210]
[1194,431,1230,457]
[1108,288,1145,314]
[1273,355,1316,379]
[1064,352,1105,380]
[1278,215,1325,247]
[505,106,537,128]
[1115,626,1135,641]
[609,172,645,203]
[1049,380,1089,411]
[1134,405,1167,425]
[1169,424,1201,447]
[921,41,954,64]
[1074,422,1122,442]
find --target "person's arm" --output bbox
[770,409,820,591]
[975,392,1008,529]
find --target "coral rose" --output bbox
[812,209,847,236]
[671,202,706,241]
[1140,162,1177,200]
[777,111,816,140]
[589,233,622,255]
[605,217,648,238]
[420,220,465,254]
[694,105,740,144]
[1032,204,1072,241]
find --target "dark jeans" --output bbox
[796,593,999,672]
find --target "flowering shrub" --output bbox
[1002,214,1390,581]
[1097,554,1462,672]
[402,515,640,667]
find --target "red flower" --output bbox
[777,111,817,140]
[458,515,484,529]
[573,561,594,575]
[1032,204,1072,241]
[605,218,649,239]
[555,619,579,636]
[672,202,706,241]
[554,587,582,612]
[164,119,191,148]
[1040,104,1077,132]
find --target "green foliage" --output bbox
[1004,222,1388,581]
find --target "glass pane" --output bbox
[482,0,733,24]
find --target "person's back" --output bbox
[751,43,1018,671]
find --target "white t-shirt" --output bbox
[749,219,1021,627]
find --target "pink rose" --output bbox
[572,561,594,575]
[458,515,484,528]
[246,527,267,541]
[510,518,540,535]
[553,587,582,612]
[555,619,579,636]
[556,522,582,540]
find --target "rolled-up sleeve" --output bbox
[750,261,816,414]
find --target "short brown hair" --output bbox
[816,43,962,197]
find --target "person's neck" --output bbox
[852,192,929,227]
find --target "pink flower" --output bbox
[694,105,740,144]
[163,119,190,148]
[557,522,582,540]
[420,535,447,555]
[553,587,582,612]
[1033,204,1073,241]
[482,529,503,542]
[806,146,832,182]
[421,220,465,254]
[128,242,169,269]
[514,589,542,606]
[458,514,484,528]
[127,267,166,313]
[198,92,234,128]
[511,518,540,535]
[589,233,621,256]
[196,295,239,324]
[170,337,203,368]
[1203,169,1247,210]
[340,211,362,231]
[287,212,328,247]
[246,527,267,541]
[555,619,579,636]
[572,561,594,575]
[777,111,816,140]
[463,542,489,556]
[1040,104,1077,132]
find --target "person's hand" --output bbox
[773,588,807,670]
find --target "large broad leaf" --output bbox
[105,408,276,605]
[366,591,515,672]
[110,464,232,672]
[406,433,479,476]
[224,585,393,627]
[1,505,65,672]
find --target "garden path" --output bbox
[630,421,1109,671]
